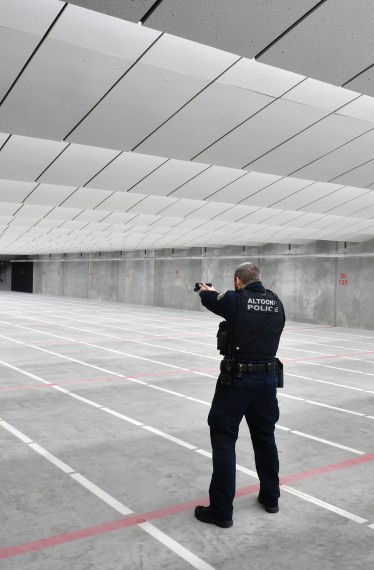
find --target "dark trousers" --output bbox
[207,371,280,520]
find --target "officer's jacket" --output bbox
[200,281,285,362]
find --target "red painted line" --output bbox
[285,325,335,331]
[283,350,374,363]
[280,453,374,485]
[0,366,219,392]
[1,454,374,560]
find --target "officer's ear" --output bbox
[234,276,245,290]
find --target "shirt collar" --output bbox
[244,280,266,293]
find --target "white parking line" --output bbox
[0,333,371,453]
[281,486,368,524]
[1,416,371,538]
[0,419,217,570]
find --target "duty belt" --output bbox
[234,362,276,374]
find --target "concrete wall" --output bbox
[30,239,374,329]
[0,261,11,291]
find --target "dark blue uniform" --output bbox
[200,281,285,521]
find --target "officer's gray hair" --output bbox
[234,262,260,285]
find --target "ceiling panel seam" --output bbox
[342,63,374,87]
[87,191,116,212]
[238,180,317,210]
[21,183,41,204]
[190,77,307,162]
[0,3,68,108]
[34,143,71,182]
[58,188,84,207]
[130,55,242,152]
[242,93,365,170]
[323,190,373,215]
[140,0,166,24]
[114,192,147,214]
[329,157,374,183]
[123,158,170,194]
[290,126,374,178]
[63,32,164,141]
[254,0,328,60]
[165,164,214,197]
[201,173,257,201]
[83,151,123,187]
[0,134,11,152]
[166,165,213,197]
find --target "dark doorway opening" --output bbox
[11,262,33,293]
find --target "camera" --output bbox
[194,282,212,292]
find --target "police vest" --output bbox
[231,289,285,362]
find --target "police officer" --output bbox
[194,262,285,528]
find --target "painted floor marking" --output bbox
[281,486,368,524]
[11,310,374,372]
[70,474,133,516]
[137,522,216,570]
[0,434,373,562]
[0,328,371,449]
[0,420,216,570]
[290,431,365,455]
[0,345,370,455]
[285,372,366,392]
[2,322,374,401]
[0,314,221,362]
[3,313,374,386]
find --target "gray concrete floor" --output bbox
[0,291,373,570]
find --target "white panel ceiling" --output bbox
[218,58,304,98]
[0,40,133,140]
[1,0,374,254]
[332,160,374,188]
[258,0,374,86]
[195,99,329,169]
[15,204,53,218]
[60,188,113,210]
[86,152,168,192]
[144,0,321,60]
[247,114,373,176]
[336,96,374,123]
[238,178,313,208]
[345,69,374,99]
[64,0,158,23]
[50,5,161,58]
[306,187,371,215]
[73,209,110,223]
[128,160,209,197]
[135,83,273,161]
[67,62,210,151]
[0,180,37,203]
[273,182,342,211]
[170,166,246,200]
[325,189,374,216]
[294,129,374,181]
[282,79,359,112]
[157,199,203,218]
[141,34,239,81]
[39,144,119,187]
[94,192,146,213]
[126,195,177,215]
[24,184,76,206]
[0,136,67,181]
[209,172,282,203]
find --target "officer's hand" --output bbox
[199,283,216,292]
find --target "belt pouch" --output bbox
[220,359,233,386]
[275,358,284,388]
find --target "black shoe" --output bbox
[258,495,279,513]
[194,506,233,528]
